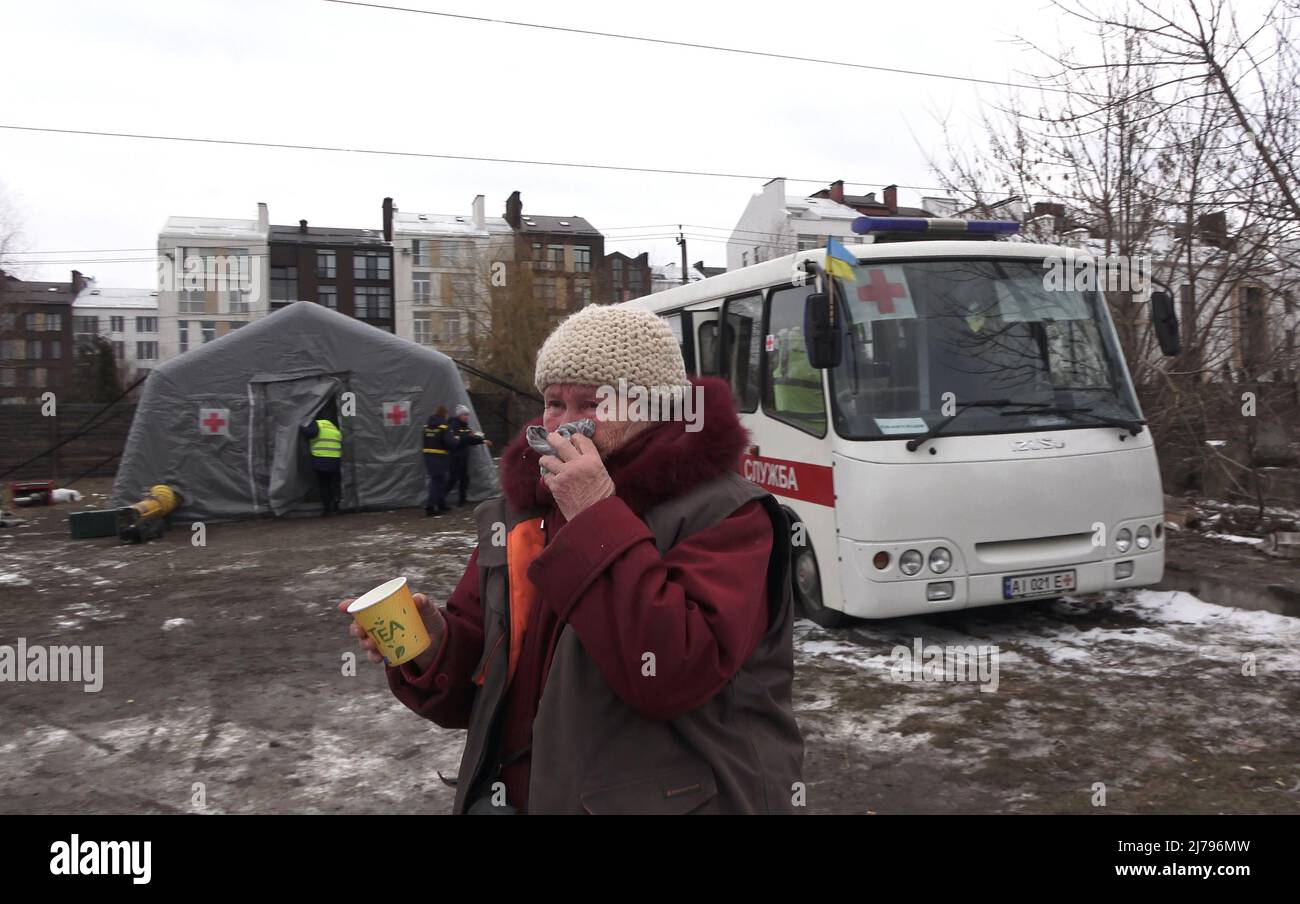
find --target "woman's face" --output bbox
[542,383,644,457]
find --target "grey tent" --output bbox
[111,301,498,520]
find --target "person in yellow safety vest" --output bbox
[771,327,826,430]
[301,412,343,517]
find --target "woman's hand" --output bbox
[539,431,614,521]
[338,592,446,674]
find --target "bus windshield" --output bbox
[829,258,1142,440]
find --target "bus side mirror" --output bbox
[1150,290,1181,356]
[804,292,843,368]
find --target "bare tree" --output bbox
[928,2,1300,518]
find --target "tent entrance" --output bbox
[249,373,352,516]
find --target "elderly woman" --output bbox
[342,306,804,814]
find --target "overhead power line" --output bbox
[0,123,984,193]
[322,0,1069,95]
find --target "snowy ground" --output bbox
[1,480,1297,814]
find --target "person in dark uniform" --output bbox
[422,406,458,516]
[301,404,343,517]
[446,403,492,507]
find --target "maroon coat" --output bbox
[387,377,799,811]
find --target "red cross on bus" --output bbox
[857,268,909,315]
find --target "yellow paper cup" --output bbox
[347,577,430,666]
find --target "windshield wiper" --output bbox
[998,406,1145,436]
[905,399,1051,452]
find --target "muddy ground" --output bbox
[1,478,1298,814]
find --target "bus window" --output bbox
[664,314,686,369]
[721,295,761,412]
[765,284,827,436]
[698,321,719,375]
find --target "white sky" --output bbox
[0,0,1128,287]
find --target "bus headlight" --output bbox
[928,547,952,574]
[1115,528,1132,553]
[900,550,924,576]
[1136,526,1152,549]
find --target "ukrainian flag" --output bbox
[826,237,857,283]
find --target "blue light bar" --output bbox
[851,216,1021,236]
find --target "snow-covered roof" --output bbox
[160,216,265,242]
[394,212,512,237]
[74,286,159,310]
[783,196,861,221]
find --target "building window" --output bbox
[318,287,337,310]
[413,272,432,304]
[355,286,393,320]
[137,341,158,360]
[73,315,98,334]
[450,274,474,301]
[178,321,189,353]
[48,340,61,359]
[30,367,48,387]
[576,286,593,307]
[411,240,431,266]
[110,316,125,332]
[797,234,823,251]
[439,242,464,268]
[444,312,462,343]
[112,341,125,361]
[611,257,623,282]
[27,340,42,360]
[573,246,592,273]
[531,242,543,264]
[0,368,14,386]
[353,252,391,281]
[47,313,62,331]
[229,290,249,314]
[742,252,749,267]
[229,321,245,330]
[135,316,158,333]
[201,321,216,344]
[178,290,206,313]
[547,245,565,270]
[413,313,433,345]
[0,313,14,329]
[271,266,298,302]
[1,339,23,359]
[628,269,645,295]
[316,250,337,278]
[537,281,557,307]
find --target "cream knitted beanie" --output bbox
[534,305,688,393]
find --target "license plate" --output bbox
[1002,569,1076,600]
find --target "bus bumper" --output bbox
[843,549,1165,619]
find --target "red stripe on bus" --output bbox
[738,454,834,506]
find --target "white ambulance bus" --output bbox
[623,219,1175,625]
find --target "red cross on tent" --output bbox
[199,407,230,436]
[855,266,916,320]
[382,401,410,427]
